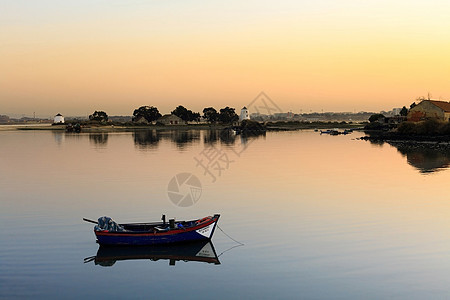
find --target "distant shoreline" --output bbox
[360,131,450,144]
[1,121,364,132]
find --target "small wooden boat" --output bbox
[320,129,333,134]
[83,214,220,246]
[84,240,220,267]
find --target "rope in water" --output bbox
[217,244,243,258]
[216,224,244,246]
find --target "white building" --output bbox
[392,108,402,115]
[239,107,250,121]
[54,113,64,124]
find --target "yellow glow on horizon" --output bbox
[2,1,450,115]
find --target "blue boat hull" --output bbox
[94,215,220,246]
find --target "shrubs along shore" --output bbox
[362,119,450,143]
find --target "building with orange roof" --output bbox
[407,100,450,122]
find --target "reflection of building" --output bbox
[158,114,184,125]
[390,142,450,173]
[407,100,450,122]
[406,151,450,173]
[239,107,249,122]
[54,113,64,124]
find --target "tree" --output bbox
[172,105,190,121]
[132,106,162,123]
[89,111,108,122]
[191,112,201,122]
[368,113,385,123]
[172,105,200,122]
[219,107,239,124]
[203,107,219,123]
[399,106,408,116]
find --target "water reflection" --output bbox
[203,129,237,146]
[51,129,265,152]
[240,132,266,148]
[220,129,238,145]
[133,130,201,150]
[171,130,200,148]
[388,142,450,174]
[133,130,161,150]
[84,241,220,267]
[52,131,84,145]
[52,131,64,145]
[89,133,109,147]
[204,130,219,145]
[5,129,450,298]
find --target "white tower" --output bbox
[54,113,64,124]
[239,107,250,122]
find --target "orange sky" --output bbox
[1,1,450,117]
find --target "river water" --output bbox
[1,129,450,299]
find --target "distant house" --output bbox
[407,100,450,122]
[54,113,64,124]
[376,115,406,127]
[157,114,184,125]
[133,115,150,124]
[0,115,10,123]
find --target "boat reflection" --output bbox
[84,240,220,267]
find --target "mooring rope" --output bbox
[217,244,243,258]
[216,224,244,246]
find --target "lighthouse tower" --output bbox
[54,113,64,124]
[239,107,250,122]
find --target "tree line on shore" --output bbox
[87,105,239,124]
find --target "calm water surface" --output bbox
[1,129,450,299]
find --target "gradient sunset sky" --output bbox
[1,0,450,117]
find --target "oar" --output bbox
[83,256,96,263]
[83,218,98,224]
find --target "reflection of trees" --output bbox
[390,142,450,174]
[240,131,266,146]
[219,129,237,145]
[363,132,387,148]
[204,130,219,145]
[134,130,201,150]
[168,130,200,149]
[89,133,109,146]
[367,139,385,147]
[53,131,85,145]
[133,130,161,150]
[203,130,237,146]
